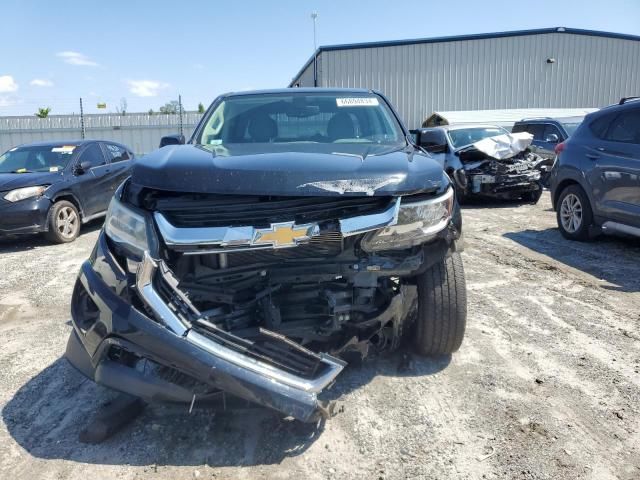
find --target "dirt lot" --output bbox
[0,193,638,480]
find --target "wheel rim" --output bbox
[559,193,583,233]
[56,206,79,239]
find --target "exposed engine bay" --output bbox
[454,132,551,200]
[158,228,425,368]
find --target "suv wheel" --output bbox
[556,185,593,241]
[45,200,81,243]
[413,252,467,356]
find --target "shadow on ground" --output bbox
[0,220,103,254]
[2,350,449,467]
[460,197,540,210]
[504,227,640,293]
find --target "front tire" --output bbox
[413,252,467,356]
[556,185,593,241]
[45,200,81,243]
[522,188,542,204]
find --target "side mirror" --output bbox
[424,143,449,154]
[75,160,92,174]
[414,129,449,154]
[545,133,559,143]
[159,134,185,148]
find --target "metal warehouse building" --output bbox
[289,27,640,129]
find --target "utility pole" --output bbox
[178,94,184,137]
[79,97,85,139]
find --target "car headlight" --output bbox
[361,187,454,252]
[3,185,49,202]
[104,195,149,259]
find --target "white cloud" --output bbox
[126,79,169,97]
[56,51,99,67]
[30,78,54,87]
[0,96,20,107]
[0,75,18,93]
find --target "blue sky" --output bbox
[1,0,638,116]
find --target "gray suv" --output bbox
[550,98,640,240]
[513,117,584,160]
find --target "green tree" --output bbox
[197,102,205,114]
[159,100,179,114]
[35,107,51,118]
[148,109,154,115]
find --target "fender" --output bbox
[551,165,594,212]
[46,190,87,222]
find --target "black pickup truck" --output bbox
[66,88,466,422]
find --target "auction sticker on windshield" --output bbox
[51,146,76,154]
[336,97,379,107]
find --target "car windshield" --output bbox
[447,127,508,149]
[0,145,77,173]
[195,92,405,147]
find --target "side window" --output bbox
[528,124,545,140]
[542,124,563,141]
[78,143,106,167]
[104,143,131,163]
[604,111,640,144]
[590,113,617,139]
[512,123,544,140]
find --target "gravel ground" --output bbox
[0,193,639,480]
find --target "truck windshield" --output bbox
[447,127,508,149]
[195,92,405,147]
[0,145,77,173]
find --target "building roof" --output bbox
[290,27,640,87]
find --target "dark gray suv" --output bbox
[550,98,640,241]
[513,116,585,160]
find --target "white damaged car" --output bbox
[414,125,551,203]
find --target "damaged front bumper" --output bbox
[467,170,542,197]
[66,231,425,421]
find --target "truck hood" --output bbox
[131,144,447,196]
[0,171,64,193]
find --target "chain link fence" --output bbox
[0,109,203,156]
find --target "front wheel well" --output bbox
[553,179,580,209]
[50,194,83,221]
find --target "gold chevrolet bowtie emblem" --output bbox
[253,222,317,248]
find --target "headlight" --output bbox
[361,187,454,252]
[104,195,149,259]
[3,185,49,202]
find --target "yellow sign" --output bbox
[97,102,106,109]
[253,222,315,248]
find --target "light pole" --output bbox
[311,11,318,51]
[311,11,319,87]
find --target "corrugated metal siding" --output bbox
[0,113,203,155]
[293,60,317,87]
[299,32,640,129]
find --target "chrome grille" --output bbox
[224,231,343,267]
[148,192,393,228]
